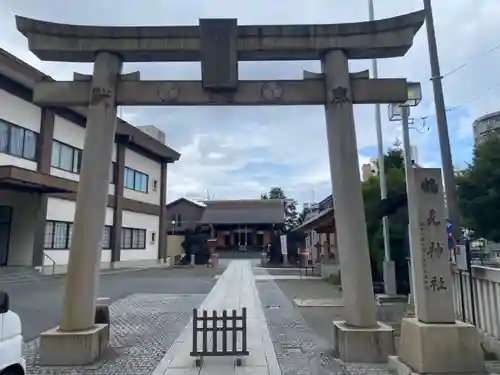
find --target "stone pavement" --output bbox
[152,260,280,375]
[18,260,468,375]
[7,267,217,341]
[257,277,391,375]
[23,293,206,375]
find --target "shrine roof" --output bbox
[200,199,285,225]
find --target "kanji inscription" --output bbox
[426,209,441,226]
[426,241,444,259]
[414,168,455,323]
[329,86,351,106]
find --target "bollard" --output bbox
[190,254,195,266]
[95,297,110,325]
[95,297,111,343]
[260,252,267,267]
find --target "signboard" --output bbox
[280,234,288,255]
[455,244,468,271]
[413,168,455,323]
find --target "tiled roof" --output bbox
[200,199,285,224]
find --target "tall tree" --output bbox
[457,135,500,242]
[362,144,409,292]
[261,187,287,200]
[260,187,298,232]
[284,199,299,230]
[297,209,308,225]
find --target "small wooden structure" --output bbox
[190,308,249,366]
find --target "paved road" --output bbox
[2,267,219,341]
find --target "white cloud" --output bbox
[0,0,497,207]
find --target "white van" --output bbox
[0,292,25,375]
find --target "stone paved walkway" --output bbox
[24,260,495,375]
[152,260,280,375]
[23,293,205,375]
[256,278,392,375]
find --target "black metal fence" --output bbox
[190,308,249,360]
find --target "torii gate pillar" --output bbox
[322,49,394,362]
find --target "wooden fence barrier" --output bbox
[190,308,249,366]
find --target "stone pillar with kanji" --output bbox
[389,168,486,375]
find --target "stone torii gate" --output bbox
[16,11,425,365]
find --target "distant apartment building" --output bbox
[473,111,500,146]
[362,145,419,182]
[362,162,377,182]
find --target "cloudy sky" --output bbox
[1,0,498,207]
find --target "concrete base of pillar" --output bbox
[38,324,110,366]
[332,320,395,363]
[382,260,397,296]
[391,318,486,375]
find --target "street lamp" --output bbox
[171,220,176,235]
[388,81,422,308]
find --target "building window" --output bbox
[102,226,112,249]
[170,214,182,227]
[44,221,71,249]
[44,221,112,250]
[0,118,37,160]
[51,140,82,174]
[121,227,146,249]
[124,167,148,193]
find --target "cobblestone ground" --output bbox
[23,293,205,375]
[256,279,392,375]
[3,267,218,341]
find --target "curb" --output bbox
[0,265,172,286]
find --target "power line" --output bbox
[440,42,500,80]
[414,40,500,85]
[387,40,500,134]
[406,39,500,112]
[408,80,500,133]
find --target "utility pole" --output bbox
[401,105,417,308]
[423,0,461,241]
[368,0,396,296]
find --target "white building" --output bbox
[0,48,180,272]
[473,111,500,146]
[410,145,419,165]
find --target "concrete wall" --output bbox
[120,210,159,262]
[51,114,117,195]
[0,88,40,171]
[124,148,161,205]
[44,198,161,266]
[0,190,39,266]
[167,234,185,262]
[44,198,115,265]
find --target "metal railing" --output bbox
[190,308,249,366]
[43,252,56,275]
